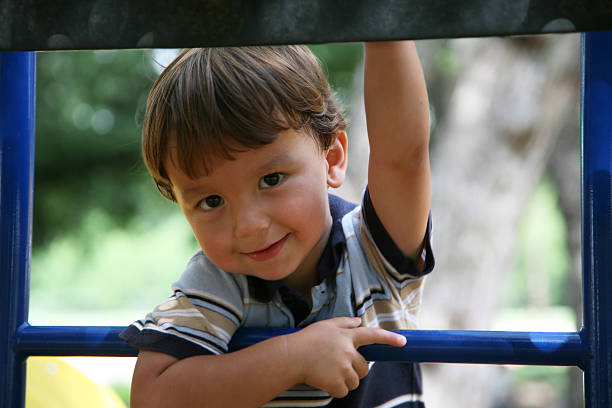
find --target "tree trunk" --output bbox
[420,34,580,407]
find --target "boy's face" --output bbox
[165,129,347,283]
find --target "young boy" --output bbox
[121,41,434,407]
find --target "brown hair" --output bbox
[143,46,347,201]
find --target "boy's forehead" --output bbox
[164,132,246,178]
[164,128,321,181]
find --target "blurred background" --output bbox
[28,34,583,407]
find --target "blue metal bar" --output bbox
[15,325,589,367]
[0,52,36,408]
[15,324,136,357]
[581,31,612,408]
[230,329,589,367]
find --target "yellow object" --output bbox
[26,357,127,408]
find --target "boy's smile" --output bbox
[165,129,347,293]
[242,233,290,262]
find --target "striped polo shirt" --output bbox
[121,189,434,407]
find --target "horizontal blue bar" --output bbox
[14,324,135,358]
[231,328,589,368]
[14,324,589,368]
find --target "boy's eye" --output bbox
[198,195,224,211]
[259,173,284,189]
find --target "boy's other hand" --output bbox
[285,317,406,398]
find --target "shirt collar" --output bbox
[248,193,356,302]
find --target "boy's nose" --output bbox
[232,205,271,239]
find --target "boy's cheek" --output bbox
[286,176,328,209]
[189,221,229,256]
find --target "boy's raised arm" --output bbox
[364,41,431,260]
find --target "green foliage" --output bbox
[309,43,363,105]
[34,50,155,248]
[110,382,131,406]
[507,176,571,308]
[434,41,459,77]
[30,211,198,316]
[511,365,569,387]
[500,366,571,408]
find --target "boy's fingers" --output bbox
[346,370,360,391]
[330,316,362,329]
[352,353,370,379]
[352,327,406,348]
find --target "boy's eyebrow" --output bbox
[178,185,208,203]
[257,153,294,173]
[178,153,295,202]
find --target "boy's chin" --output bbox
[247,268,294,281]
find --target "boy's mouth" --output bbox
[242,234,289,262]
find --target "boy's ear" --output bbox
[326,131,348,188]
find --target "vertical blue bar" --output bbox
[581,32,612,408]
[0,52,36,408]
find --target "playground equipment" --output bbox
[1,2,611,407]
[26,357,126,408]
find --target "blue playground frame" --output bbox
[1,32,611,407]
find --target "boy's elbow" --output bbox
[130,350,180,408]
[130,376,160,408]
[130,385,157,408]
[374,140,430,173]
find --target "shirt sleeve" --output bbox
[361,186,435,278]
[120,251,245,359]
